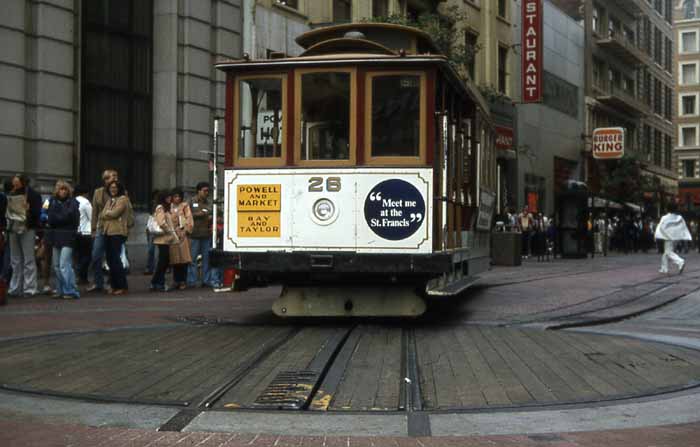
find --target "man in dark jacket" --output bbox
[187,182,219,288]
[6,174,42,297]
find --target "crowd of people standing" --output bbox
[501,204,700,261]
[0,170,221,300]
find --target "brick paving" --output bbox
[3,419,700,446]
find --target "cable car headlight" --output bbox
[312,198,338,225]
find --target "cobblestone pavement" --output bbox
[2,252,700,445]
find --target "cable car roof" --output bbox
[215,23,494,126]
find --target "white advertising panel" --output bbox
[224,168,433,254]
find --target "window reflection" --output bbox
[239,78,283,158]
[300,72,351,160]
[371,75,420,157]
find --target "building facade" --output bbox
[675,1,700,212]
[574,0,676,214]
[0,0,243,264]
[513,0,585,217]
[442,0,518,214]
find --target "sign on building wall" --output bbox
[495,126,514,150]
[522,0,543,103]
[592,127,625,160]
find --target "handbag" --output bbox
[6,194,28,235]
[147,215,164,235]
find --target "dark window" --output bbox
[498,46,508,94]
[81,0,153,208]
[665,0,672,22]
[465,31,478,80]
[371,75,420,157]
[683,95,697,115]
[334,0,352,22]
[665,38,672,73]
[300,72,351,160]
[654,0,662,14]
[665,135,673,170]
[665,86,673,119]
[372,0,388,17]
[654,130,662,166]
[643,18,652,54]
[686,0,697,19]
[644,125,652,160]
[654,79,662,115]
[654,28,662,64]
[498,0,507,18]
[684,160,696,178]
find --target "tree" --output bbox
[365,4,481,81]
[598,154,650,205]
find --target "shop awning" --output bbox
[588,197,623,209]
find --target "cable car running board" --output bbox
[425,276,480,297]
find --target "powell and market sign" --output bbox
[522,0,543,103]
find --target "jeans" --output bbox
[75,235,92,283]
[52,246,79,297]
[104,235,127,290]
[151,244,170,289]
[8,230,38,295]
[146,232,156,273]
[187,238,213,286]
[1,239,11,282]
[90,232,106,289]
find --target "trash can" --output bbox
[491,231,522,266]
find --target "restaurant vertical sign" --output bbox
[522,0,543,103]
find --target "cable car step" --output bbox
[425,276,480,297]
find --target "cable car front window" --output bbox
[371,75,420,157]
[300,72,351,160]
[239,78,283,158]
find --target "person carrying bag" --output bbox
[169,188,193,290]
[150,191,179,292]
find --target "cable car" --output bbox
[213,23,497,317]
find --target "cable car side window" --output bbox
[236,75,286,165]
[365,71,426,165]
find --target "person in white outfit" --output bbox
[655,202,692,274]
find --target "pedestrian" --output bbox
[46,180,80,299]
[5,174,42,297]
[187,182,217,288]
[87,169,118,293]
[74,185,93,284]
[655,202,692,275]
[144,190,159,275]
[150,191,178,292]
[532,213,547,262]
[100,180,130,295]
[169,188,193,290]
[0,179,8,283]
[518,206,533,259]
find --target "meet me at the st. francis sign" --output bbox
[592,127,625,160]
[522,0,543,103]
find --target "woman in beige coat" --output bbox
[150,191,178,292]
[100,181,130,295]
[169,188,193,290]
